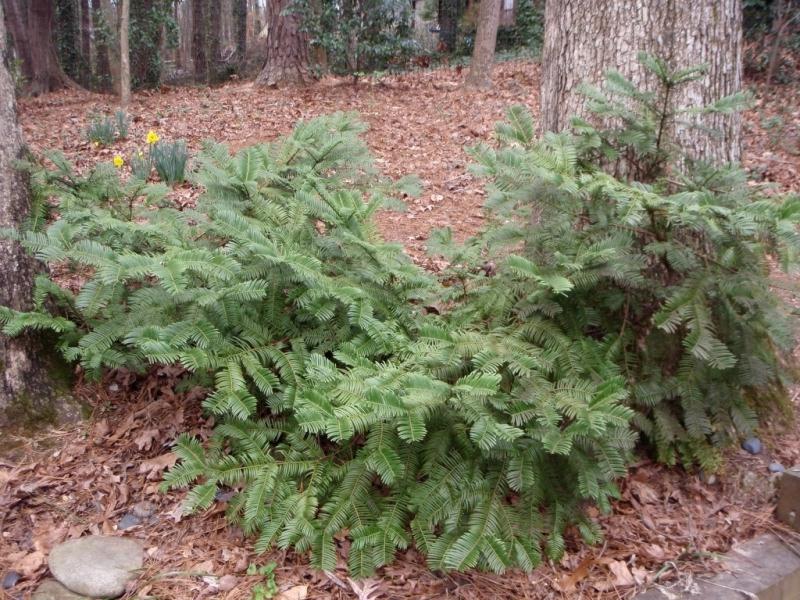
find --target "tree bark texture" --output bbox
[120,0,130,108]
[192,0,207,81]
[255,0,313,87]
[541,0,743,166]
[80,0,92,87]
[91,0,112,92]
[234,0,248,69]
[465,0,501,88]
[3,0,73,95]
[0,3,75,426]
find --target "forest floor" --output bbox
[3,60,800,599]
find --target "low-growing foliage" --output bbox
[2,60,798,576]
[151,139,189,185]
[86,114,118,146]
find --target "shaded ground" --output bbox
[3,61,800,599]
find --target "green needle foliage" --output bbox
[2,58,799,576]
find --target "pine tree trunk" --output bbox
[465,0,501,89]
[91,0,112,92]
[120,0,130,108]
[0,3,77,427]
[541,0,743,167]
[192,0,207,82]
[255,0,313,87]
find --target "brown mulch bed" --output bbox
[2,61,800,599]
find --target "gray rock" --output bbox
[769,462,785,473]
[117,513,142,530]
[2,571,21,590]
[32,579,89,600]
[741,437,762,455]
[130,501,156,519]
[48,536,143,598]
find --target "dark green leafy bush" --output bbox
[2,61,798,576]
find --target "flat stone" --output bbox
[769,462,785,473]
[48,536,143,598]
[2,571,21,590]
[117,513,142,530]
[32,579,89,600]
[635,533,800,599]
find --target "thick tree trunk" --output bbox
[255,0,313,87]
[3,0,74,95]
[91,0,112,92]
[465,0,501,88]
[0,3,76,427]
[192,0,207,81]
[541,0,743,167]
[120,0,130,108]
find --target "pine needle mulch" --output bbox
[3,60,800,599]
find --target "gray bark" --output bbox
[541,0,743,167]
[0,3,76,426]
[465,0,501,89]
[120,0,130,108]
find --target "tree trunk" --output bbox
[80,0,92,86]
[3,0,74,95]
[541,0,743,167]
[120,0,130,108]
[234,0,247,70]
[91,0,112,92]
[207,0,222,83]
[255,0,313,87]
[0,3,77,427]
[192,0,207,81]
[465,0,501,88]
[438,0,460,52]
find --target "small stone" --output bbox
[130,501,156,519]
[742,437,763,455]
[2,571,21,590]
[769,462,786,473]
[48,535,143,598]
[32,579,88,600]
[117,513,142,530]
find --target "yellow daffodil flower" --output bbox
[113,154,124,168]
[146,130,160,145]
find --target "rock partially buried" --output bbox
[32,579,89,600]
[769,462,786,473]
[741,437,762,455]
[48,536,143,598]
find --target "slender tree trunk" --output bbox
[234,0,247,70]
[438,0,460,52]
[0,3,77,427]
[465,0,501,88]
[80,0,92,86]
[207,0,222,82]
[541,0,743,167]
[192,0,207,81]
[255,0,313,87]
[120,0,130,108]
[92,0,112,92]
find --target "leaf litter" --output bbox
[2,60,800,599]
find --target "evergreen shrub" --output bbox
[2,59,798,575]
